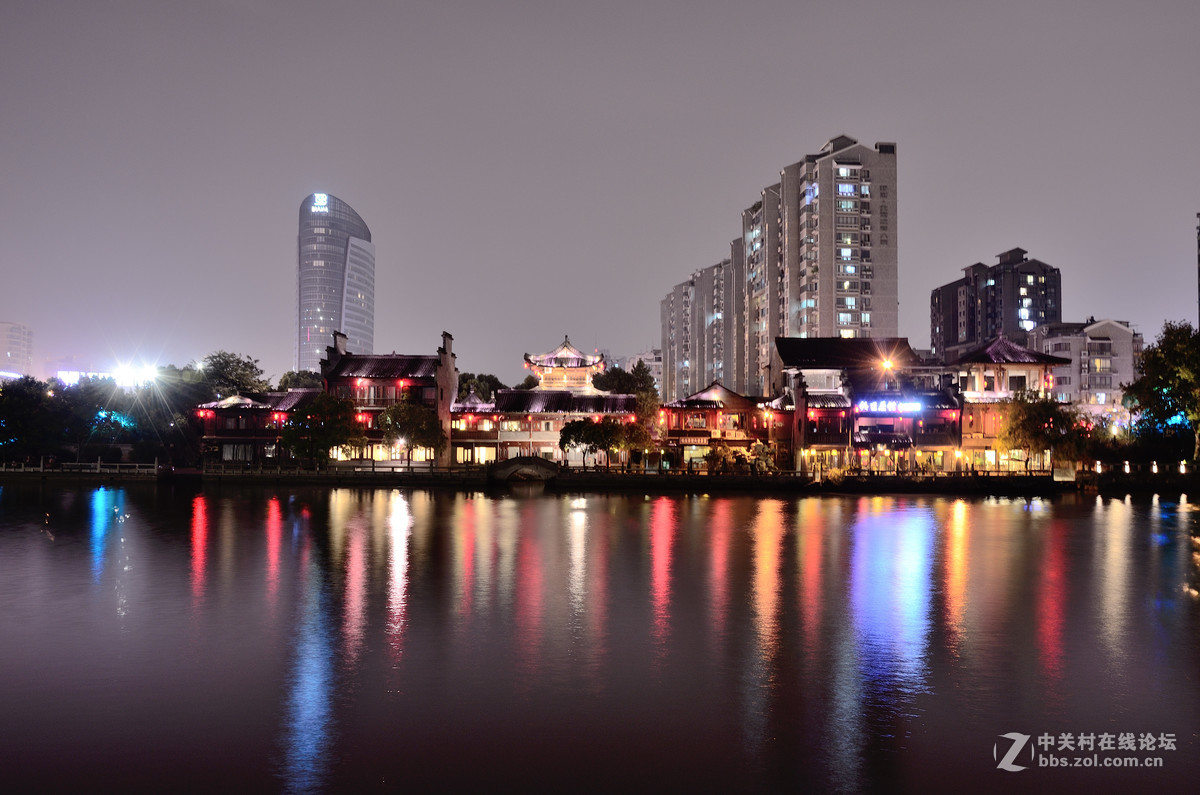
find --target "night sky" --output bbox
[3,0,1198,385]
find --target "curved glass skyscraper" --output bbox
[296,193,375,372]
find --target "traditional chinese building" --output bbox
[321,331,458,466]
[455,337,637,465]
[949,337,1069,472]
[195,389,320,465]
[659,381,789,468]
[776,336,962,474]
[522,336,607,393]
[449,387,498,465]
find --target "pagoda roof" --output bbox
[494,389,635,414]
[664,381,760,411]
[452,387,495,413]
[951,337,1069,366]
[524,336,604,369]
[324,354,440,380]
[198,394,272,410]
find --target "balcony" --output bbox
[852,431,913,449]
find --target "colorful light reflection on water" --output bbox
[0,485,1197,792]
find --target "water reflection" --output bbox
[943,499,969,654]
[266,497,282,609]
[90,487,125,583]
[850,498,933,693]
[649,497,675,666]
[386,492,411,663]
[190,493,208,608]
[742,500,784,752]
[3,487,1197,791]
[282,535,334,794]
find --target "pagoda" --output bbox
[523,336,607,395]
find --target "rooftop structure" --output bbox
[523,336,607,394]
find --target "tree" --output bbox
[1124,320,1200,460]
[0,376,62,461]
[997,391,1083,470]
[457,372,508,401]
[59,376,128,461]
[125,364,214,465]
[279,392,363,468]
[378,395,447,465]
[514,374,539,390]
[559,417,626,467]
[277,370,323,391]
[592,360,657,395]
[197,351,270,398]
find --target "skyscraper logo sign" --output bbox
[311,193,329,213]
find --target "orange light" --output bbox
[808,410,815,420]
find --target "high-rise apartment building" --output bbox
[660,134,897,398]
[660,256,744,402]
[0,322,33,378]
[296,193,375,373]
[1027,318,1142,424]
[743,136,898,394]
[930,247,1062,363]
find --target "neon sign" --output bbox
[856,399,923,414]
[311,193,329,213]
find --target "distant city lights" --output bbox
[54,363,158,388]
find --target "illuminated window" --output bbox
[837,183,856,196]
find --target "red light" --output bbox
[839,410,845,418]
[808,410,815,420]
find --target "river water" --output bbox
[0,483,1197,793]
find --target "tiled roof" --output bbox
[524,336,604,369]
[775,337,921,370]
[804,393,852,409]
[494,389,635,414]
[452,387,495,413]
[951,337,1069,365]
[325,354,440,380]
[664,381,759,410]
[198,394,271,410]
[270,389,322,411]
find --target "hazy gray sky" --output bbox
[3,0,1198,385]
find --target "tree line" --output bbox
[1,327,1195,471]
